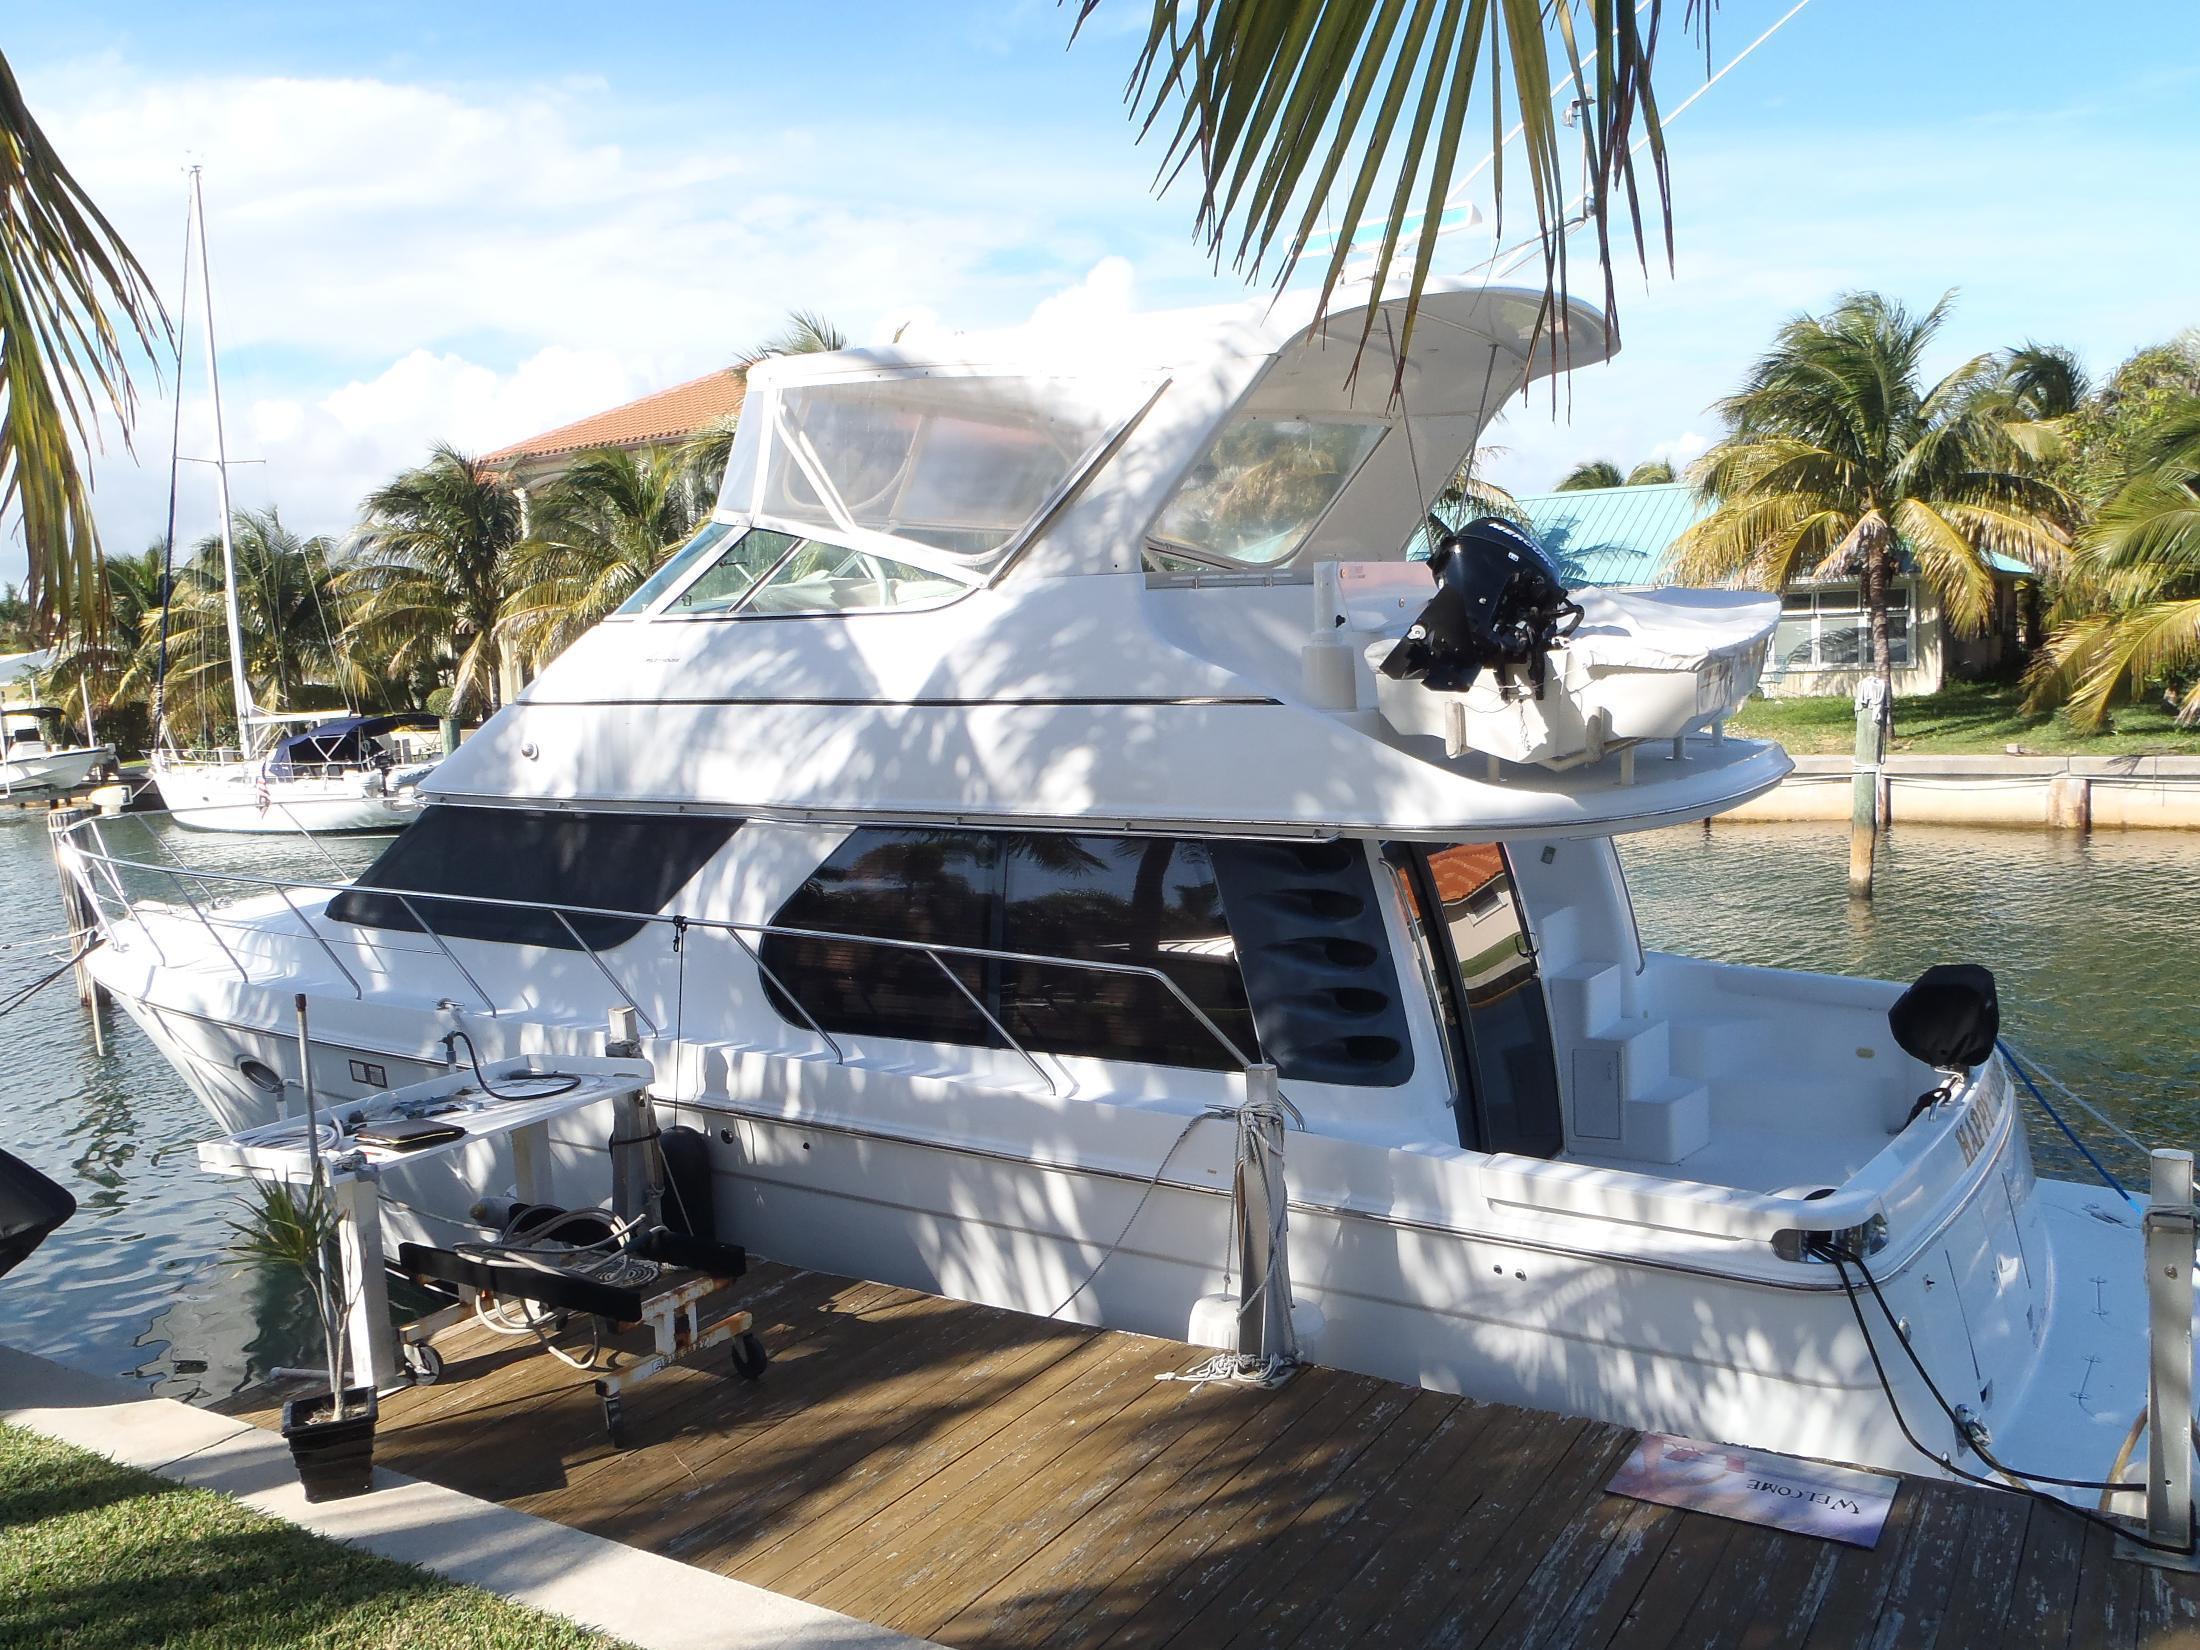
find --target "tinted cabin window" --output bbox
[998,836,1256,1068]
[760,829,999,1046]
[760,827,1409,1083]
[762,828,1256,1068]
[327,805,738,950]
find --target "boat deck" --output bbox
[218,1259,2199,1649]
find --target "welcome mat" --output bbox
[1607,1432,1898,1547]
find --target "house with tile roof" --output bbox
[481,368,745,486]
[1510,481,2038,698]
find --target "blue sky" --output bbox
[9,1,2199,571]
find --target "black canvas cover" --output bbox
[1888,963,2000,1072]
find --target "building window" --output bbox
[328,806,739,950]
[1771,584,1911,674]
[758,828,1412,1083]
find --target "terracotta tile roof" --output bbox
[482,368,746,465]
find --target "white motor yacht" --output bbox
[63,277,2172,1502]
[0,705,115,798]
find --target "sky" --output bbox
[8,1,2199,579]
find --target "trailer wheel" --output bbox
[731,1331,768,1382]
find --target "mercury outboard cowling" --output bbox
[0,1149,75,1282]
[1379,516,1583,695]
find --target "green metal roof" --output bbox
[1516,482,1706,586]
[1511,483,2039,587]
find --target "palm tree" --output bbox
[1080,4,1705,388]
[135,509,354,738]
[343,445,522,721]
[1671,292,2073,716]
[1,49,166,634]
[500,447,712,671]
[2025,400,2200,728]
[1554,458,1674,491]
[39,541,166,702]
[737,310,846,368]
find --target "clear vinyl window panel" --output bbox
[1150,415,1386,567]
[758,375,1131,566]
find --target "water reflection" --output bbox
[1622,821,2200,1176]
[0,814,381,1399]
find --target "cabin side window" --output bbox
[327,805,739,951]
[759,828,1413,1085]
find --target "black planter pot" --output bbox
[280,1386,379,1503]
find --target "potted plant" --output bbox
[226,995,378,1502]
[228,1179,378,1501]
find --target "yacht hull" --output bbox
[0,746,113,796]
[101,972,2165,1505]
[150,760,415,834]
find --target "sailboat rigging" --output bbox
[148,167,441,834]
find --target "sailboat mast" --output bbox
[189,167,256,754]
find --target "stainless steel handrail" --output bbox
[66,821,1259,1075]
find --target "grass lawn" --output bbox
[0,1423,631,1650]
[1725,678,2200,757]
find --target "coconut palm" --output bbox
[1081,3,1704,388]
[500,447,713,670]
[342,445,523,721]
[1671,292,2073,715]
[737,310,847,368]
[0,49,166,633]
[37,542,166,704]
[135,509,355,738]
[2025,400,2200,728]
[1554,458,1673,491]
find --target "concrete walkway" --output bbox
[0,1344,930,1650]
[1723,751,2200,829]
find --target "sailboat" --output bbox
[148,167,440,835]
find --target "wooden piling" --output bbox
[46,805,109,1046]
[1848,679,1888,900]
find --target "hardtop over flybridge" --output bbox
[60,275,2169,1502]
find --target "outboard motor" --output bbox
[1379,515,1584,695]
[0,1148,75,1282]
[1888,963,1999,1121]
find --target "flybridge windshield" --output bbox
[722,371,1141,571]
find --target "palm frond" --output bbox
[0,50,169,635]
[1082,1,1708,391]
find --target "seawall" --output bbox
[1720,753,2200,830]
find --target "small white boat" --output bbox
[0,706,116,798]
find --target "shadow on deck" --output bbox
[216,1260,2200,1649]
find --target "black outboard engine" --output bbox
[0,1148,75,1282]
[1379,515,1584,695]
[1888,963,1999,1122]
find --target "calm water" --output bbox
[0,814,2194,1399]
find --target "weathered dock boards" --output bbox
[221,1262,2200,1648]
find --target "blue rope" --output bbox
[1997,1039,2134,1206]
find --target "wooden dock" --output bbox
[220,1260,2200,1649]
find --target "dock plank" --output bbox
[205,1259,2121,1650]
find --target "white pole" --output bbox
[189,168,257,756]
[78,672,98,751]
[2145,1148,2195,1548]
